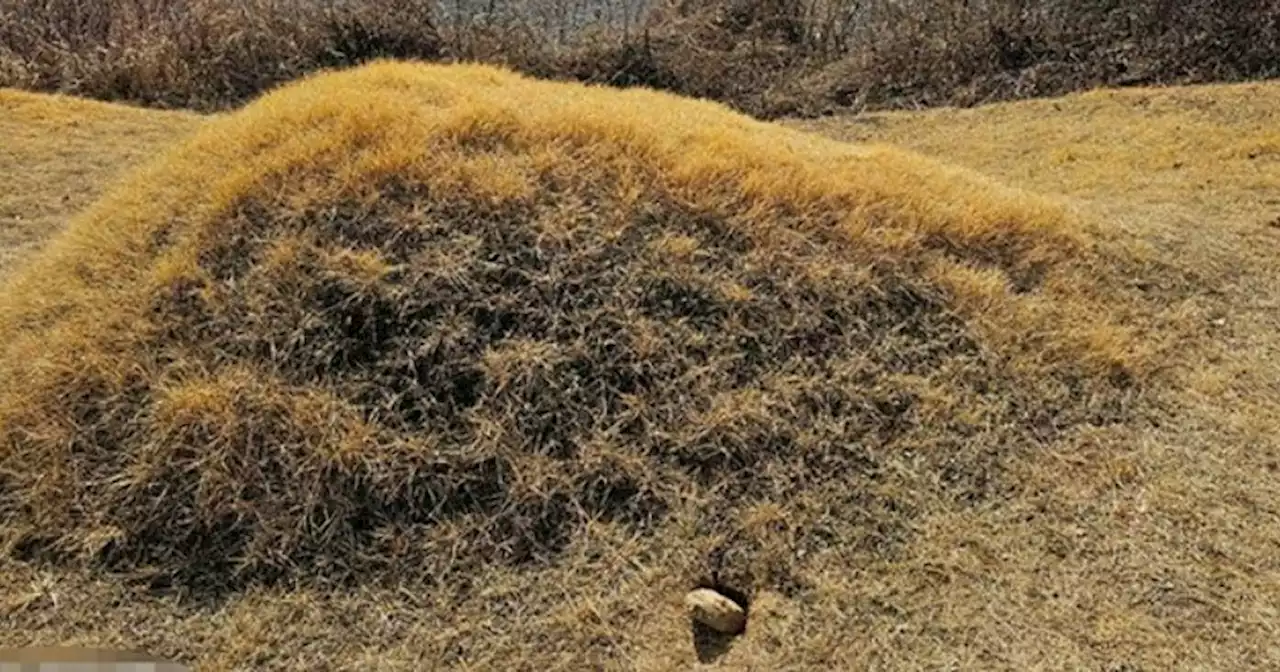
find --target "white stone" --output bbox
[685,588,747,634]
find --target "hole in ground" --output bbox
[688,578,751,663]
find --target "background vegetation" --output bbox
[2,0,1277,118]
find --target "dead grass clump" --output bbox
[0,61,1147,592]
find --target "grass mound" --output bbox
[0,61,1145,593]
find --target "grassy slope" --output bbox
[0,91,203,279]
[1,80,1277,670]
[790,82,1280,669]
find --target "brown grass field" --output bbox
[0,65,1277,670]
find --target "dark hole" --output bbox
[688,578,751,663]
[449,368,485,409]
[694,578,752,614]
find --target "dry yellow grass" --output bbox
[0,90,202,279]
[789,82,1280,669]
[790,81,1280,218]
[1,67,1277,670]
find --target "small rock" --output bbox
[685,588,747,635]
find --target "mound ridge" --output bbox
[0,61,1142,591]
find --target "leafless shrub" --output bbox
[0,1,1276,118]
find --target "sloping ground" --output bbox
[0,73,1276,670]
[788,82,1280,668]
[0,91,202,279]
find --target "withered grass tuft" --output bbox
[0,61,1151,595]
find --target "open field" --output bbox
[1,71,1278,671]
